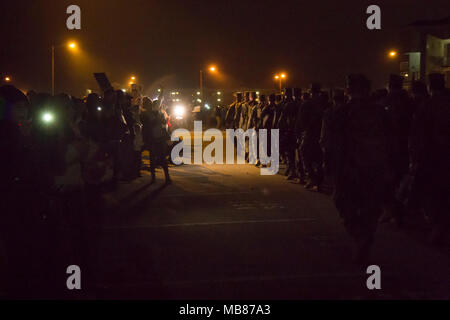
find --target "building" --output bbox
[401,16,450,86]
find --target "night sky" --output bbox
[1,0,449,96]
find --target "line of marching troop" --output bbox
[223,73,450,263]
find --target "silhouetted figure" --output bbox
[333,74,391,264]
[409,73,450,245]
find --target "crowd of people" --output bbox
[0,85,173,296]
[222,73,449,263]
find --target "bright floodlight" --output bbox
[275,75,279,79]
[42,112,54,123]
[174,104,186,117]
[281,74,286,78]
[68,42,77,49]
[209,66,216,72]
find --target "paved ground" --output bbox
[87,159,450,300]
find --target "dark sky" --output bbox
[1,0,449,96]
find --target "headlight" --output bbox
[174,105,185,117]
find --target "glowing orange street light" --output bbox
[388,50,397,58]
[274,73,287,93]
[51,41,79,95]
[4,76,11,82]
[200,65,219,101]
[131,76,136,81]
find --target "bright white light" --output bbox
[174,104,186,117]
[217,91,221,95]
[197,91,201,95]
[42,112,54,123]
[97,106,102,111]
[121,89,126,92]
[197,98,202,103]
[217,98,221,102]
[204,104,210,109]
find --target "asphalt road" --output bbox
[85,160,450,300]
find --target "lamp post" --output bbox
[274,73,286,94]
[52,42,77,95]
[199,65,217,102]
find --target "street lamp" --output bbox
[274,73,287,93]
[4,76,11,82]
[199,65,218,102]
[52,41,78,95]
[388,50,397,58]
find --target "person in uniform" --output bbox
[259,94,277,167]
[248,93,265,166]
[409,73,450,245]
[333,74,391,264]
[278,88,298,180]
[293,88,306,184]
[225,92,242,129]
[238,91,251,131]
[296,83,325,191]
[320,88,345,193]
[380,74,413,226]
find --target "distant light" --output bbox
[204,104,210,109]
[174,104,186,117]
[121,88,126,92]
[275,75,279,79]
[176,92,179,95]
[217,98,221,102]
[68,42,77,49]
[197,98,202,103]
[281,74,286,79]
[197,91,201,95]
[389,50,397,58]
[217,91,221,95]
[158,88,161,92]
[131,76,136,81]
[42,112,54,123]
[4,76,11,82]
[97,106,102,111]
[405,73,409,77]
[256,91,260,95]
[171,92,176,95]
[209,66,216,72]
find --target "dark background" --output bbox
[1,0,449,96]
